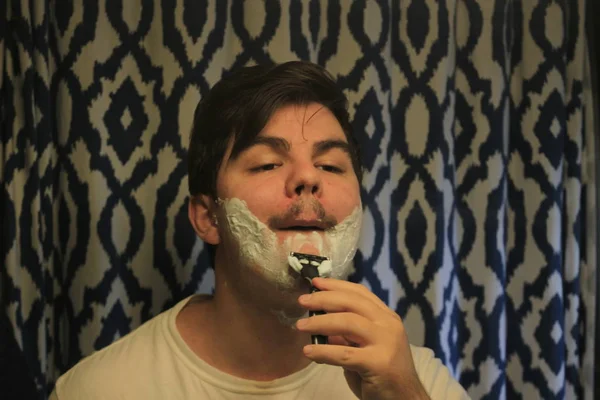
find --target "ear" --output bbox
[188,195,220,245]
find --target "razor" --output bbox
[288,252,332,345]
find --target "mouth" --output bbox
[269,207,338,232]
[279,226,325,231]
[273,216,331,231]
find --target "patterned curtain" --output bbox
[1,1,596,399]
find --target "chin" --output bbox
[249,260,309,292]
[259,271,311,327]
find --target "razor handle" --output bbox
[309,286,328,345]
[288,252,329,345]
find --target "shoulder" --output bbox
[51,301,184,400]
[409,345,471,400]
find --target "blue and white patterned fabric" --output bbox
[0,1,596,399]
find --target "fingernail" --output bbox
[298,294,311,304]
[296,319,308,328]
[303,345,313,355]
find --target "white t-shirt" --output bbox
[51,296,470,399]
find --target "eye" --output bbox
[251,163,280,172]
[318,165,344,173]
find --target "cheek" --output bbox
[220,174,281,201]
[321,179,361,218]
[245,197,287,220]
[229,182,288,219]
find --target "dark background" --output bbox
[587,0,600,397]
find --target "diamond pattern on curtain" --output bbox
[0,1,596,399]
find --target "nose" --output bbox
[286,162,322,198]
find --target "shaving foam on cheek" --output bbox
[218,198,295,288]
[322,206,363,278]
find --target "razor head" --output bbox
[289,252,329,266]
[288,252,333,280]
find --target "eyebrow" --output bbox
[313,139,352,158]
[244,136,351,158]
[247,136,291,153]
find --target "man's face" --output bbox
[216,102,361,247]
[212,103,362,306]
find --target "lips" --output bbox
[274,219,330,231]
[280,226,324,231]
[268,206,338,232]
[276,220,329,231]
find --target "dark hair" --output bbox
[187,60,363,198]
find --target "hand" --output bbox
[296,278,430,400]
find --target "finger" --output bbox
[311,278,398,318]
[327,335,354,347]
[303,344,369,374]
[296,312,374,345]
[311,278,387,308]
[298,290,384,320]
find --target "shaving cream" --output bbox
[218,198,362,290]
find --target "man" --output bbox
[51,61,469,399]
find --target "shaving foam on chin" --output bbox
[218,198,363,288]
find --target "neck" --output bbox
[215,278,312,379]
[177,264,312,381]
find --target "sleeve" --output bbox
[49,390,59,400]
[410,346,471,400]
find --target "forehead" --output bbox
[222,102,347,164]
[260,103,346,141]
